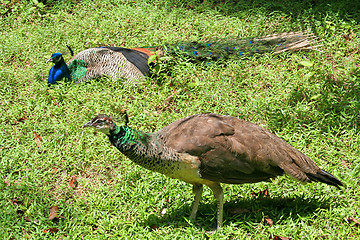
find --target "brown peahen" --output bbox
[83,113,342,229]
[47,32,318,84]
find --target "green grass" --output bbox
[1,0,360,239]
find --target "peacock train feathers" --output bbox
[47,32,319,85]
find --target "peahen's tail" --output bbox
[306,170,343,189]
[132,31,319,61]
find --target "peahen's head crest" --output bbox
[83,114,116,135]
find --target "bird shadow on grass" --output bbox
[141,195,330,231]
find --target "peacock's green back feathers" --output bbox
[67,59,88,82]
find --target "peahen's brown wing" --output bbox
[157,113,322,184]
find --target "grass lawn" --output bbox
[1,0,359,239]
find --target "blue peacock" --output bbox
[47,32,318,84]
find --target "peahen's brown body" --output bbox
[48,32,319,84]
[83,113,342,229]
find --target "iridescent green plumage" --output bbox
[112,126,149,147]
[67,59,88,82]
[161,31,318,60]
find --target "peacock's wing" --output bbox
[69,47,150,83]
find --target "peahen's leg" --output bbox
[190,184,203,220]
[207,183,224,229]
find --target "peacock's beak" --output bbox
[82,121,93,128]
[46,57,53,63]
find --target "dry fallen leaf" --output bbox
[347,216,360,227]
[341,160,350,168]
[164,95,173,105]
[69,176,78,188]
[273,235,290,240]
[57,234,68,240]
[251,188,269,198]
[44,228,59,233]
[18,117,28,123]
[48,206,59,220]
[259,188,269,197]
[34,132,42,147]
[23,216,31,222]
[149,225,159,232]
[265,217,273,226]
[13,180,22,186]
[120,108,127,114]
[12,199,22,205]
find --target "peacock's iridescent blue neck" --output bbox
[48,56,71,84]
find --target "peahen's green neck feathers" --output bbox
[108,125,182,175]
[110,125,149,147]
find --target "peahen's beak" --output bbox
[82,121,93,128]
[46,57,53,63]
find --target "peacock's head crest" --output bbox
[46,46,73,65]
[83,114,116,135]
[46,52,64,64]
